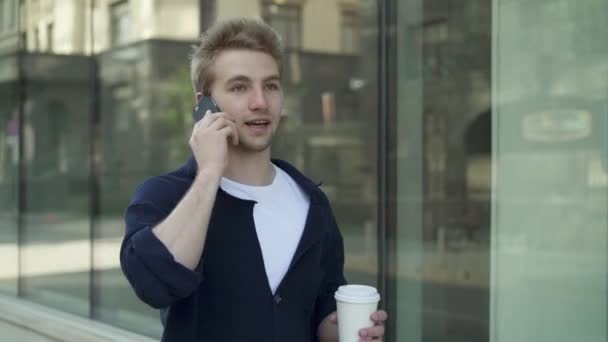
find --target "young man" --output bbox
[120,18,387,341]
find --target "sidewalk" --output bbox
[0,294,157,342]
[0,320,55,342]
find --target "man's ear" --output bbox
[195,92,203,103]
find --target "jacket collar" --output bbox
[184,156,324,204]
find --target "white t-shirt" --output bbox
[219,164,310,294]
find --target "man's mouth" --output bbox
[245,119,271,127]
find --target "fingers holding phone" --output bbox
[206,113,239,146]
[196,108,239,146]
[190,110,238,175]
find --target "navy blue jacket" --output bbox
[120,158,347,341]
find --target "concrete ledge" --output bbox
[0,294,157,342]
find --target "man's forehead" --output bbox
[213,49,280,81]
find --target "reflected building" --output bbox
[3,0,376,216]
[0,0,382,338]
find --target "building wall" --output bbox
[18,0,359,55]
[302,0,340,53]
[216,0,262,21]
[152,0,199,40]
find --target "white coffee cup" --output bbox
[334,285,381,342]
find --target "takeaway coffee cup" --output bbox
[334,285,381,342]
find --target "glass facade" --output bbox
[491,1,607,341]
[392,1,608,342]
[393,0,492,340]
[0,54,18,296]
[0,1,606,341]
[20,53,93,317]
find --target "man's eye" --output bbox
[231,85,247,92]
[265,83,280,91]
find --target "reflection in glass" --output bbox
[110,1,131,47]
[340,8,360,54]
[262,0,302,49]
[20,55,93,316]
[491,0,608,341]
[5,0,381,338]
[0,58,19,295]
[91,0,199,338]
[395,0,491,341]
[395,0,608,341]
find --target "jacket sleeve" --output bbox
[314,202,347,330]
[120,183,204,309]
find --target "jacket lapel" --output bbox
[288,200,325,270]
[271,158,328,271]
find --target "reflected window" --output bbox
[341,8,360,54]
[0,0,16,33]
[20,31,26,49]
[421,18,448,79]
[262,1,301,49]
[110,0,130,47]
[46,22,53,52]
[111,85,132,132]
[199,0,216,31]
[34,27,39,50]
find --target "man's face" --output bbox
[200,49,283,153]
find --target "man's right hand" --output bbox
[151,110,235,270]
[189,110,239,176]
[150,110,238,269]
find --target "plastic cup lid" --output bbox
[334,285,381,304]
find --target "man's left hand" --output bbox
[358,310,387,341]
[328,310,388,341]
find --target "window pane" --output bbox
[8,0,379,339]
[395,0,492,341]
[111,1,130,47]
[46,22,53,52]
[394,0,608,342]
[0,55,19,296]
[20,54,93,317]
[94,2,200,338]
[94,44,176,338]
[262,2,302,49]
[491,0,608,341]
[341,9,360,54]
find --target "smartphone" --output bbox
[192,95,220,122]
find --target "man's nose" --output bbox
[248,87,268,111]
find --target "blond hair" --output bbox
[190,17,283,95]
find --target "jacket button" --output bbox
[274,294,282,304]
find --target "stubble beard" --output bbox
[235,131,275,153]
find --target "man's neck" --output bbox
[223,149,275,186]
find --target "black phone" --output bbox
[192,95,220,122]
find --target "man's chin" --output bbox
[234,140,272,153]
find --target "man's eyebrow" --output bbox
[225,75,251,83]
[263,75,281,82]
[225,75,281,83]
